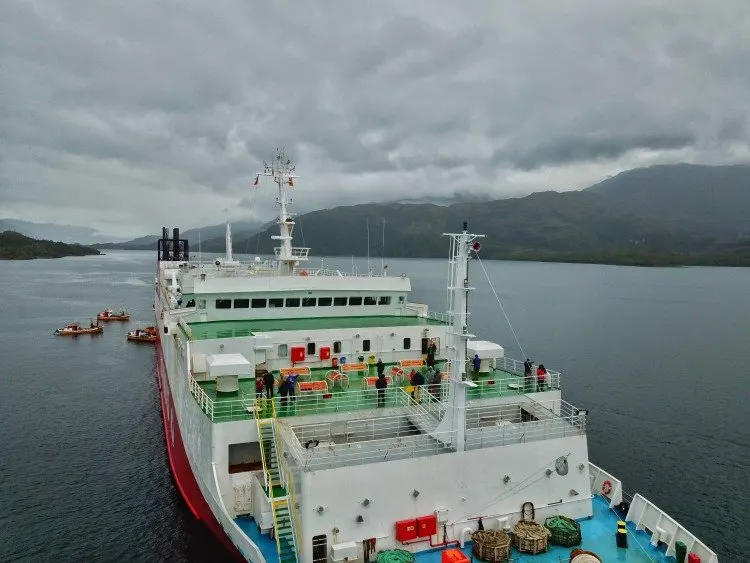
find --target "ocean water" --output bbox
[0,250,747,561]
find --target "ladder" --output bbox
[258,419,299,563]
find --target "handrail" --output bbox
[188,372,215,420]
[274,421,302,557]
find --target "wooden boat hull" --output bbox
[127,334,157,343]
[55,327,104,336]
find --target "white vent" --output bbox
[331,541,358,561]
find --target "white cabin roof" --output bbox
[206,353,251,377]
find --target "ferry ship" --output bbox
[153,150,718,563]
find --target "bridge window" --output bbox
[403,337,411,350]
[362,339,371,352]
[215,299,231,309]
[379,296,391,305]
[251,298,267,309]
[364,296,377,305]
[269,298,284,308]
[302,297,317,307]
[234,298,250,308]
[318,297,332,306]
[349,296,362,306]
[333,297,347,306]
[333,341,341,354]
[286,298,300,307]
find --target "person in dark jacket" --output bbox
[263,370,275,399]
[375,372,388,407]
[412,370,425,403]
[376,358,384,377]
[472,354,481,380]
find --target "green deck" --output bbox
[188,315,446,340]
[196,364,556,422]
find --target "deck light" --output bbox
[412,489,420,498]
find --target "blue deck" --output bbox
[414,495,673,563]
[234,516,278,562]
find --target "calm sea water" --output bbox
[0,251,747,561]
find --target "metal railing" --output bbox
[464,399,586,450]
[189,373,215,420]
[274,246,311,259]
[494,356,562,383]
[272,408,302,557]
[282,419,457,471]
[188,373,256,422]
[271,385,416,418]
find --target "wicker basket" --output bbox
[471,529,511,562]
[512,520,549,554]
[544,515,582,547]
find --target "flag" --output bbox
[288,177,294,187]
[253,175,259,186]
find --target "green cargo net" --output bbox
[376,549,415,563]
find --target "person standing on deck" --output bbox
[524,359,534,393]
[375,372,387,408]
[279,375,290,410]
[263,370,275,400]
[376,358,384,377]
[412,369,425,403]
[255,376,263,400]
[426,341,437,367]
[472,354,481,380]
[536,364,548,391]
[428,365,441,399]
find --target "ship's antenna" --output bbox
[255,147,300,276]
[381,217,385,274]
[198,231,202,265]
[366,217,370,274]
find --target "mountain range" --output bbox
[38,163,750,266]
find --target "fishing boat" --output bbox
[54,322,103,336]
[153,150,718,563]
[97,308,130,321]
[127,326,158,343]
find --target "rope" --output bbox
[476,256,527,359]
[375,549,414,563]
[545,516,579,534]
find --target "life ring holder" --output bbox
[601,480,612,495]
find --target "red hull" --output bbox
[155,343,246,562]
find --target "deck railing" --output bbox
[271,385,416,417]
[464,399,586,450]
[588,462,718,563]
[188,373,255,422]
[284,412,456,471]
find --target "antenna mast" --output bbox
[366,217,371,274]
[255,148,305,275]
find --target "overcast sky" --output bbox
[2,1,749,237]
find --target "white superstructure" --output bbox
[153,150,718,563]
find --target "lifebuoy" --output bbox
[602,480,612,495]
[299,270,308,276]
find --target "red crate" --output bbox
[320,346,331,360]
[441,549,470,563]
[290,346,305,363]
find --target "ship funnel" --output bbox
[172,228,180,261]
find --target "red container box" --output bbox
[417,514,437,537]
[395,519,417,542]
[290,346,305,363]
[687,554,701,563]
[441,549,469,563]
[320,346,331,360]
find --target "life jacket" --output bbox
[537,367,547,380]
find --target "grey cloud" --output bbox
[1,0,749,236]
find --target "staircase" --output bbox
[258,419,299,563]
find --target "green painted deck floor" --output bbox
[196,365,547,421]
[188,315,446,340]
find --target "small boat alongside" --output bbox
[127,326,158,343]
[54,322,103,336]
[97,308,130,321]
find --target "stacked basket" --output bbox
[511,520,549,554]
[471,529,511,562]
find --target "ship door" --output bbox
[312,534,327,563]
[421,337,429,354]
